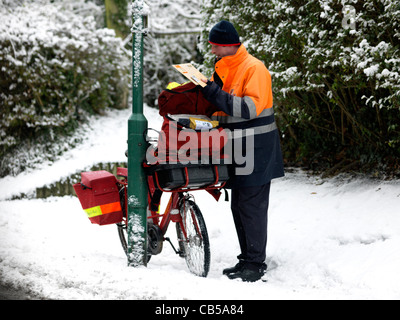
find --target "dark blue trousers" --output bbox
[231,182,271,265]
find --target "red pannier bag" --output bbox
[73,170,123,225]
[155,115,228,164]
[158,81,218,117]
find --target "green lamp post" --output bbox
[127,0,148,267]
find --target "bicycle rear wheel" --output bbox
[117,184,128,255]
[117,221,153,263]
[116,184,152,262]
[176,198,210,277]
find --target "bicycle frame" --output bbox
[116,165,222,251]
[115,164,219,278]
[116,167,187,243]
[147,191,183,236]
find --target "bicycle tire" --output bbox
[117,222,152,263]
[176,199,211,277]
[117,222,128,255]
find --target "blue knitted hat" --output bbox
[208,20,240,46]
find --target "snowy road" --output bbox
[1,107,400,300]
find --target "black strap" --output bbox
[81,183,92,190]
[150,188,163,212]
[164,86,198,94]
[145,174,163,212]
[223,187,229,201]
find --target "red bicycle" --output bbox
[115,162,228,278]
[74,119,229,277]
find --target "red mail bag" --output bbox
[158,82,218,117]
[155,115,228,163]
[73,170,123,225]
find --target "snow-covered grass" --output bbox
[1,106,399,300]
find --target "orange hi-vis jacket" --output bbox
[201,45,284,188]
[211,45,273,120]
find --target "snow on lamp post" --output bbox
[127,0,148,267]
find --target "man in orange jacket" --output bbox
[201,20,285,282]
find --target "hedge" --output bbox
[0,2,130,176]
[201,0,400,176]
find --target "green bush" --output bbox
[201,0,400,176]
[0,2,130,176]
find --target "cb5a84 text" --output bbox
[200,304,244,315]
[154,304,244,317]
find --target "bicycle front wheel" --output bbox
[176,198,210,277]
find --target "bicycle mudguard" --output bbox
[205,188,222,201]
[73,170,123,225]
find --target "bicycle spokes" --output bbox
[176,199,210,277]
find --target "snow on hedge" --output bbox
[0,1,130,177]
[201,0,400,173]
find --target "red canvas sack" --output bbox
[73,171,123,225]
[156,116,228,163]
[158,82,218,117]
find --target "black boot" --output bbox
[227,262,267,282]
[222,260,245,275]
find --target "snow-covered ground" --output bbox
[1,106,399,300]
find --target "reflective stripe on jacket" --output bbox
[202,45,284,188]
